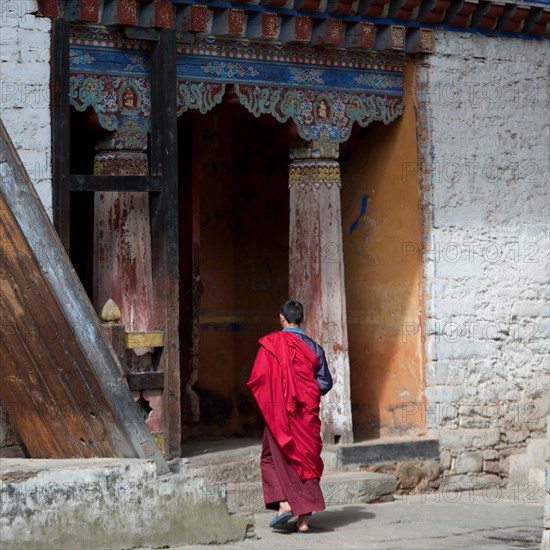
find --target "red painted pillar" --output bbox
[93,130,154,371]
[288,141,353,444]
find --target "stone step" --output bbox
[224,470,397,513]
[323,438,440,470]
[176,436,440,478]
[175,436,435,514]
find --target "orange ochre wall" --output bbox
[341,63,426,440]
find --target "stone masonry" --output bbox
[415,32,549,490]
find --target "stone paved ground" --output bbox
[173,493,544,550]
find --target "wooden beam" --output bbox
[124,26,160,41]
[69,175,162,192]
[127,372,165,390]
[150,29,181,459]
[37,0,58,17]
[312,18,346,46]
[345,21,376,49]
[175,5,213,34]
[65,0,101,22]
[327,0,360,15]
[358,0,391,17]
[52,19,71,254]
[212,8,248,37]
[279,15,313,43]
[375,24,406,51]
[0,118,168,473]
[138,0,174,28]
[406,28,435,54]
[101,323,127,374]
[295,0,327,11]
[445,1,477,27]
[418,0,450,24]
[125,331,164,348]
[246,13,281,40]
[388,0,421,20]
[102,0,138,26]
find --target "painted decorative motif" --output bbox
[69,27,406,142]
[235,84,403,143]
[177,37,405,96]
[420,28,436,52]
[69,73,151,134]
[176,81,226,116]
[201,61,259,79]
[71,25,150,51]
[391,26,406,49]
[289,160,341,189]
[289,68,325,86]
[70,49,96,65]
[289,140,340,160]
[70,26,152,136]
[353,72,403,89]
[94,151,149,176]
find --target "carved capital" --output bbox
[94,150,149,176]
[289,140,339,160]
[97,130,149,152]
[289,159,341,190]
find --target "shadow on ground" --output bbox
[271,506,376,534]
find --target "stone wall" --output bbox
[1,0,52,456]
[0,458,253,548]
[415,32,549,490]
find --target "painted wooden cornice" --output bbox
[37,1,550,53]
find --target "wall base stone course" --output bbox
[455,452,483,474]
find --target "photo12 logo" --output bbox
[402,241,540,265]
[402,321,539,344]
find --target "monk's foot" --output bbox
[278,501,292,515]
[296,515,309,532]
[269,502,294,530]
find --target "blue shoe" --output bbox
[269,511,292,529]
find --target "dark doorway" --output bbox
[178,97,291,440]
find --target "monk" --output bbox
[247,300,333,533]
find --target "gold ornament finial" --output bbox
[101,298,121,323]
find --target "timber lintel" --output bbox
[69,175,163,192]
[127,372,165,390]
[39,0,550,40]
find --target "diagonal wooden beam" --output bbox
[0,118,168,473]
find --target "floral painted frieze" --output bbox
[235,85,403,143]
[69,73,151,136]
[176,81,226,116]
[70,25,406,142]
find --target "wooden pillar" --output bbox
[150,29,181,459]
[93,131,155,371]
[288,141,353,444]
[52,18,70,252]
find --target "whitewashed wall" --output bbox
[416,32,549,489]
[0,0,52,218]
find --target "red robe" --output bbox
[247,330,324,480]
